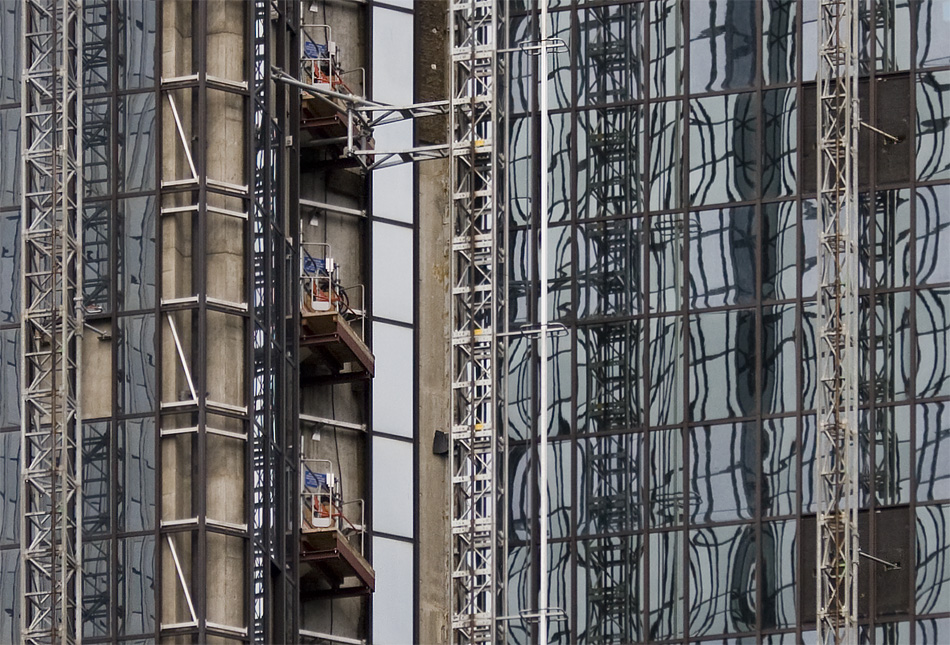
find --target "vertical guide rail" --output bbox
[815,0,859,643]
[449,0,505,641]
[20,0,83,643]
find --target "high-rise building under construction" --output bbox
[0,1,947,644]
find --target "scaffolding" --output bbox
[816,0,860,642]
[19,0,82,643]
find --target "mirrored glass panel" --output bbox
[762,519,797,629]
[917,71,950,182]
[120,535,155,635]
[690,309,756,422]
[578,3,643,106]
[690,423,755,524]
[916,184,950,285]
[649,315,684,426]
[117,315,157,414]
[916,0,950,68]
[917,402,950,502]
[917,288,950,399]
[689,0,756,93]
[689,93,757,206]
[689,206,756,309]
[916,504,950,615]
[762,417,797,517]
[577,536,642,642]
[0,212,18,324]
[763,88,797,198]
[120,196,156,312]
[577,433,642,534]
[121,418,156,532]
[578,322,642,433]
[82,421,110,536]
[576,219,643,318]
[0,432,18,546]
[688,524,757,637]
[762,305,797,415]
[83,539,111,638]
[649,530,684,639]
[763,0,796,85]
[650,429,683,527]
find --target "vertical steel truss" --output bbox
[19,0,82,643]
[816,0,859,642]
[449,0,506,641]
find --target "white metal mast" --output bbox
[19,0,83,643]
[449,0,505,641]
[816,0,859,642]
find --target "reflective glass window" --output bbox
[372,537,414,645]
[577,106,644,219]
[917,288,950,399]
[762,520,797,630]
[549,112,571,224]
[82,421,111,536]
[0,212,18,324]
[801,302,818,411]
[0,432,18,546]
[121,418,155,532]
[547,541,572,643]
[0,108,21,208]
[801,414,818,514]
[917,617,950,643]
[801,200,818,299]
[917,402,950,502]
[120,535,155,634]
[763,0,796,85]
[507,337,532,441]
[120,196,156,312]
[649,0,684,98]
[689,0,756,93]
[689,93,757,206]
[650,429,683,527]
[578,3,643,106]
[84,202,111,313]
[871,189,913,288]
[576,219,643,319]
[763,88,797,198]
[649,213,684,313]
[649,100,683,211]
[0,2,19,104]
[506,544,530,645]
[762,417,797,517]
[690,423,755,524]
[548,442,572,539]
[917,71,950,182]
[371,322,413,438]
[509,118,532,227]
[916,0,950,68]
[119,0,156,90]
[649,530,684,639]
[690,309,756,421]
[117,315,156,414]
[547,10,572,110]
[873,405,911,506]
[549,224,573,321]
[577,434,642,534]
[0,329,18,428]
[119,93,156,192]
[546,334,572,438]
[762,305,797,414]
[83,1,109,94]
[83,540,111,638]
[916,503,950,615]
[577,536,642,642]
[649,315,684,426]
[875,0,911,71]
[84,98,111,198]
[0,547,19,643]
[689,206,757,309]
[688,524,757,637]
[578,322,642,433]
[873,291,912,402]
[917,184,950,285]
[372,436,413,538]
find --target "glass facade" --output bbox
[504,0,950,642]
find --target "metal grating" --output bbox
[19,0,83,642]
[815,0,860,642]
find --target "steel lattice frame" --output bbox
[19,0,82,643]
[815,0,860,642]
[449,0,506,642]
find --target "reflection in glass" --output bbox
[508,226,531,324]
[874,0,911,71]
[649,101,683,210]
[650,0,683,98]
[549,113,571,224]
[689,206,756,309]
[762,520,797,629]
[578,434,641,534]
[801,303,818,411]
[0,212,18,324]
[763,417,797,517]
[763,0,796,85]
[916,402,950,502]
[508,117,532,227]
[917,184,950,285]
[120,535,155,634]
[83,202,111,313]
[689,524,756,637]
[120,93,157,192]
[120,196,156,311]
[577,219,642,318]
[689,0,756,92]
[547,10,572,111]
[0,108,21,208]
[917,71,950,182]
[83,540,110,638]
[801,415,818,514]
[917,0,950,69]
[0,548,19,643]
[118,315,156,414]
[690,423,754,524]
[547,542,571,643]
[650,429,683,527]
[119,0,156,89]
[874,291,912,402]
[0,1,20,103]
[801,200,818,299]
[121,419,156,532]
[873,189,912,288]
[649,214,684,314]
[762,305,796,414]
[690,309,756,421]
[507,337,531,441]
[763,88,797,197]
[578,322,641,434]
[874,405,910,506]
[577,536,641,642]
[84,98,111,197]
[579,3,643,105]
[82,422,110,536]
[649,530,683,639]
[917,617,950,644]
[547,442,571,539]
[578,106,643,219]
[506,544,530,645]
[916,504,950,615]
[549,225,572,321]
[0,329,19,428]
[649,316,684,426]
[917,288,950,399]
[546,335,572,438]
[690,93,757,206]
[0,432,18,546]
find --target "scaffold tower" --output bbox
[816,0,860,642]
[449,0,506,641]
[19,0,83,643]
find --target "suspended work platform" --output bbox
[300,311,375,381]
[300,528,375,599]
